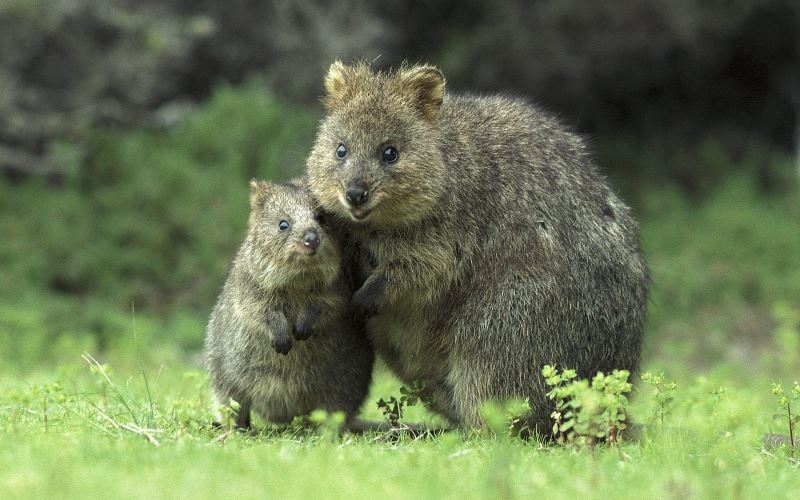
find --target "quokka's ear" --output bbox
[323,60,353,110]
[249,179,271,210]
[398,64,446,121]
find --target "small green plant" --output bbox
[19,382,69,433]
[641,372,678,425]
[505,398,533,438]
[376,380,434,427]
[771,381,800,456]
[376,396,404,427]
[479,398,532,438]
[542,365,632,447]
[399,380,435,408]
[709,386,727,403]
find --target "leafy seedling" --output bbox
[771,381,800,456]
[377,380,434,428]
[543,365,632,448]
[641,372,677,425]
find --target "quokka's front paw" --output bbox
[292,318,314,341]
[271,332,293,355]
[351,276,386,319]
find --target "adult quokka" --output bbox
[305,62,649,436]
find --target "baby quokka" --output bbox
[205,179,373,429]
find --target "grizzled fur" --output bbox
[205,178,373,429]
[306,62,649,435]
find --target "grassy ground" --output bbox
[2,344,799,499]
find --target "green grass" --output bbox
[2,341,799,499]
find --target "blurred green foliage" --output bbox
[0,82,798,374]
[1,81,316,311]
[642,171,800,374]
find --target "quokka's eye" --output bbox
[381,146,399,164]
[336,143,347,160]
[278,220,290,231]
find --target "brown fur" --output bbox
[306,62,649,435]
[204,178,374,428]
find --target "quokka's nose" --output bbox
[345,183,369,207]
[303,230,320,251]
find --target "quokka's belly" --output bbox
[368,302,449,386]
